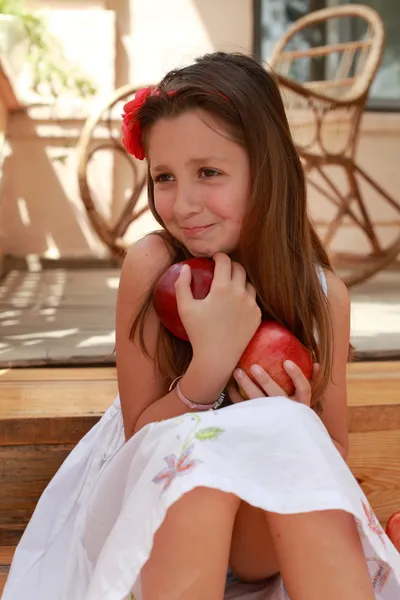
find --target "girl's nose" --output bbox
[174,185,201,218]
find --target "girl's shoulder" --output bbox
[125,232,174,265]
[321,268,350,312]
[120,233,174,291]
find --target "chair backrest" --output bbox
[269,4,385,103]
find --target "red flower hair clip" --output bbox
[121,86,154,160]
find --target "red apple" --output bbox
[238,321,313,397]
[153,258,215,340]
[386,512,400,551]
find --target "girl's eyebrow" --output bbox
[150,164,170,175]
[151,157,229,174]
[186,157,230,166]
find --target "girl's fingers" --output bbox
[234,367,270,399]
[283,360,313,406]
[233,361,317,406]
[249,364,286,397]
[226,381,246,404]
[231,261,247,288]
[174,264,193,307]
[245,281,257,299]
[211,252,232,288]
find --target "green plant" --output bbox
[0,0,97,99]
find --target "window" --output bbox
[255,0,400,110]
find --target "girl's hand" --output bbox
[175,253,261,371]
[230,362,320,407]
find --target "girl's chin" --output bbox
[172,230,238,258]
[187,249,214,258]
[164,223,238,256]
[181,239,215,257]
[187,244,238,259]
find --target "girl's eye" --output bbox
[199,168,221,178]
[154,173,174,183]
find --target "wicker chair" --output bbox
[269,4,400,286]
[76,84,150,261]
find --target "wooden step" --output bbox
[347,361,400,431]
[0,546,15,596]
[1,362,398,443]
[0,367,117,445]
[0,367,117,545]
[0,363,399,547]
[346,361,400,531]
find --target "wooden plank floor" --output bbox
[0,269,118,367]
[0,267,399,367]
[0,361,399,595]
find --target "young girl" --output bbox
[4,52,400,600]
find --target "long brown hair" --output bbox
[130,52,335,413]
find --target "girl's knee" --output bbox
[173,487,240,519]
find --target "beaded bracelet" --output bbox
[169,376,226,411]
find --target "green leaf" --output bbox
[0,1,97,99]
[195,427,224,441]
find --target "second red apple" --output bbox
[386,512,400,552]
[238,321,313,397]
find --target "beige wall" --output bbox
[0,71,11,272]
[0,95,6,268]
[0,1,399,261]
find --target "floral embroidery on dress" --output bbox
[362,498,386,545]
[153,414,224,494]
[152,444,202,493]
[355,516,366,539]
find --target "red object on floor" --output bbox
[386,512,400,551]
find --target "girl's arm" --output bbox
[319,270,351,461]
[116,234,171,439]
[115,235,236,440]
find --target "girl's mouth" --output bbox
[182,224,215,237]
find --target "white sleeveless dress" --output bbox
[3,270,400,600]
